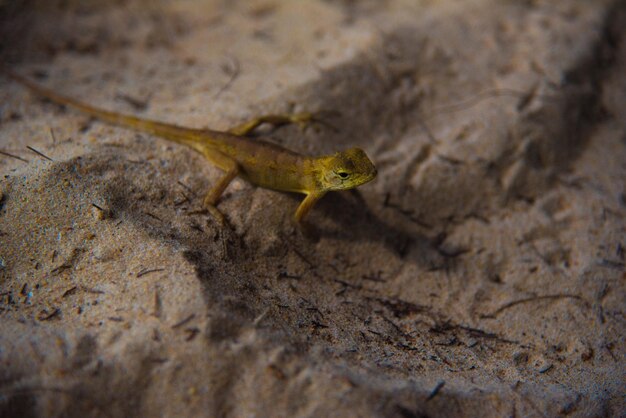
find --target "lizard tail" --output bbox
[1,66,215,152]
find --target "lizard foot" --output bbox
[293,110,341,133]
[188,205,228,227]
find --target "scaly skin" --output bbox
[3,68,377,223]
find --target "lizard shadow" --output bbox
[97,154,454,288]
[281,189,459,273]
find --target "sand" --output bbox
[0,0,624,417]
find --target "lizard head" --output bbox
[318,147,377,191]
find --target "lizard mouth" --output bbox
[362,166,377,184]
[353,169,377,187]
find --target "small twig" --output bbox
[26,145,53,161]
[48,127,57,144]
[383,193,432,229]
[370,296,428,318]
[185,327,200,341]
[456,325,518,344]
[538,363,553,374]
[80,286,105,294]
[177,181,197,197]
[136,267,164,278]
[333,278,362,290]
[361,272,386,283]
[50,263,72,274]
[116,93,149,111]
[214,56,241,98]
[616,243,624,259]
[144,211,162,222]
[437,245,470,259]
[396,342,418,351]
[437,154,464,165]
[152,288,162,318]
[604,343,617,361]
[291,246,314,268]
[380,314,409,338]
[426,381,445,401]
[311,320,329,329]
[483,294,585,318]
[174,193,191,206]
[279,233,316,269]
[188,221,203,233]
[62,286,77,298]
[278,271,301,280]
[430,321,518,345]
[171,313,195,329]
[367,329,382,336]
[305,306,324,317]
[37,308,61,321]
[428,86,548,116]
[0,150,29,162]
[253,308,270,326]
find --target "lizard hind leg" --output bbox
[196,148,240,225]
[202,166,239,225]
[228,112,321,136]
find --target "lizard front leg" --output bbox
[294,191,326,223]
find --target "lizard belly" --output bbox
[210,134,314,194]
[240,162,305,193]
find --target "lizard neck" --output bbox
[302,157,327,193]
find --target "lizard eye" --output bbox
[337,171,349,179]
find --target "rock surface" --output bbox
[0,0,624,417]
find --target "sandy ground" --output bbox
[0,0,625,417]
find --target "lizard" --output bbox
[2,68,377,224]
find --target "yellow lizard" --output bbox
[3,68,377,223]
